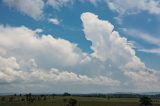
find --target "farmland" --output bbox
[0,95,160,106]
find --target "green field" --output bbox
[0,96,160,106]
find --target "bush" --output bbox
[68,98,77,106]
[139,96,152,106]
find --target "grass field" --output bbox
[0,96,160,106]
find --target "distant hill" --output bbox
[140,92,160,95]
[1,92,160,98]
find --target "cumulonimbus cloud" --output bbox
[0,12,160,93]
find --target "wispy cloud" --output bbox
[2,0,74,20]
[3,0,45,20]
[107,0,160,16]
[140,48,160,54]
[122,28,160,55]
[122,28,160,46]
[47,0,73,10]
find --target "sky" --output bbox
[0,0,160,94]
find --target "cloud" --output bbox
[81,12,160,91]
[122,28,160,46]
[123,69,160,91]
[84,0,160,25]
[48,18,61,25]
[81,12,137,66]
[81,0,160,16]
[0,12,160,92]
[0,56,20,83]
[0,25,83,68]
[0,56,120,93]
[80,0,99,5]
[47,0,73,10]
[2,0,74,20]
[140,48,160,54]
[3,0,45,20]
[106,0,160,16]
[0,24,120,92]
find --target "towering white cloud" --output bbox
[81,12,160,91]
[81,12,138,66]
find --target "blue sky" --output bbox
[0,0,160,93]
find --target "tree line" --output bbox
[0,92,158,106]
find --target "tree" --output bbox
[64,92,71,96]
[139,96,152,106]
[25,93,32,102]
